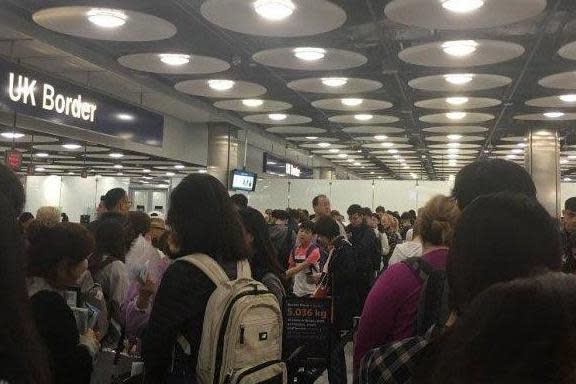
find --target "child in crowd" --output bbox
[286,221,321,297]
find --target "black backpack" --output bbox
[402,257,450,336]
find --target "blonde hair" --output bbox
[416,195,459,247]
[36,206,61,226]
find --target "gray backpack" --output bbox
[177,254,287,384]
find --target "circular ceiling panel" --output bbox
[429,149,478,155]
[88,154,150,160]
[526,95,576,108]
[415,97,501,110]
[287,78,382,94]
[420,112,494,124]
[362,143,413,149]
[33,144,109,153]
[201,0,346,37]
[426,135,484,142]
[384,0,546,30]
[300,143,348,149]
[559,41,576,61]
[399,39,524,67]
[118,53,229,74]
[312,98,392,112]
[244,114,311,125]
[214,99,292,112]
[409,74,512,92]
[252,48,367,71]
[265,126,326,134]
[355,136,409,142]
[328,114,399,124]
[428,143,481,149]
[514,113,576,121]
[286,136,339,142]
[539,72,576,90]
[32,6,177,41]
[342,126,405,134]
[423,125,488,134]
[175,80,267,98]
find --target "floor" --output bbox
[316,342,354,384]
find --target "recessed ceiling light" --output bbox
[446,96,469,105]
[446,111,467,120]
[109,153,124,159]
[449,160,457,166]
[62,144,82,150]
[512,149,523,154]
[242,99,264,107]
[159,53,191,66]
[448,142,461,148]
[117,172,124,176]
[444,73,474,85]
[267,161,277,165]
[268,113,287,121]
[117,113,134,121]
[543,111,565,119]
[559,94,576,103]
[174,164,185,169]
[35,167,46,172]
[143,176,153,180]
[381,142,394,147]
[568,156,576,160]
[370,171,375,175]
[346,159,354,163]
[441,0,485,14]
[506,154,517,160]
[86,8,128,28]
[355,114,373,121]
[448,154,459,159]
[1,132,25,139]
[67,171,75,175]
[374,135,388,140]
[166,172,176,177]
[442,40,479,57]
[113,164,123,169]
[564,177,573,182]
[337,153,348,158]
[208,79,235,91]
[561,159,569,164]
[341,98,363,107]
[448,148,460,154]
[447,134,463,141]
[318,142,331,148]
[517,143,527,148]
[321,77,348,87]
[353,162,361,166]
[198,169,208,174]
[388,149,398,154]
[253,0,295,21]
[35,152,49,158]
[305,136,318,140]
[293,47,326,61]
[328,148,340,153]
[142,169,151,173]
[141,181,149,184]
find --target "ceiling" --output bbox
[1,0,576,180]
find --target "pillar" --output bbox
[207,123,239,188]
[314,167,334,180]
[525,129,561,218]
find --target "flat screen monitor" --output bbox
[231,169,257,192]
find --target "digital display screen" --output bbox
[231,170,257,192]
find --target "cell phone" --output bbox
[85,302,100,330]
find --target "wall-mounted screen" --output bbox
[231,169,257,192]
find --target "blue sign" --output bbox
[0,57,164,146]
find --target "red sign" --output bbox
[4,150,22,171]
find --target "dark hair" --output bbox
[419,273,576,384]
[19,212,34,224]
[314,216,340,239]
[299,220,315,233]
[270,209,289,221]
[0,169,51,384]
[408,209,417,219]
[415,196,459,247]
[238,207,284,281]
[375,206,386,214]
[452,159,536,210]
[362,207,372,217]
[27,223,94,282]
[230,193,248,209]
[60,213,69,223]
[103,188,127,211]
[448,192,562,314]
[89,218,126,275]
[347,204,363,216]
[400,212,412,221]
[312,194,328,207]
[565,197,576,212]
[167,174,248,261]
[125,211,151,248]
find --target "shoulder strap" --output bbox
[305,243,317,258]
[402,257,434,283]
[178,254,230,285]
[237,259,252,280]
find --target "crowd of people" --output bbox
[2,158,576,384]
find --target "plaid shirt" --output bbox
[358,330,434,384]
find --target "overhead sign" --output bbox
[263,153,313,179]
[0,57,164,147]
[4,149,22,171]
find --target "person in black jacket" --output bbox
[26,222,100,384]
[315,216,362,384]
[142,174,249,383]
[346,205,380,307]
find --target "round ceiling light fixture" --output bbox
[175,164,185,169]
[446,96,469,105]
[381,142,394,147]
[328,148,340,153]
[62,143,82,150]
[354,114,373,121]
[318,142,331,148]
[374,135,388,140]
[159,53,191,66]
[117,113,134,121]
[441,40,479,57]
[253,0,296,21]
[268,113,288,121]
[293,47,326,61]
[142,169,151,173]
[207,79,235,91]
[35,167,46,172]
[166,172,176,177]
[543,111,565,119]
[35,152,49,158]
[388,149,398,154]
[447,134,463,140]
[113,164,123,169]
[86,8,128,28]
[446,111,467,120]
[341,98,363,107]
[242,99,264,107]
[1,132,25,139]
[337,153,348,158]
[109,153,124,159]
[444,73,475,85]
[441,0,485,14]
[321,77,348,87]
[305,136,318,140]
[560,94,576,103]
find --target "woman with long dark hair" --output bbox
[238,207,286,305]
[142,174,249,383]
[0,164,51,384]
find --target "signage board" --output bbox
[4,149,22,171]
[0,57,164,147]
[263,153,313,179]
[231,169,257,192]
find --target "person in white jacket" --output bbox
[388,235,423,266]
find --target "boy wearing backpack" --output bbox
[287,221,321,297]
